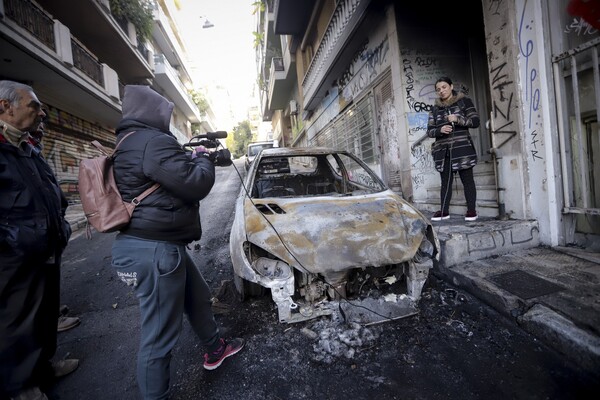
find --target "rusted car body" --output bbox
[230,147,439,323]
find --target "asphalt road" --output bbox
[49,159,599,400]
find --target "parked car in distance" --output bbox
[230,147,440,324]
[245,141,275,170]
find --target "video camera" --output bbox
[183,131,232,167]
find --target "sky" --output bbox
[173,0,258,129]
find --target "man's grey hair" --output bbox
[0,80,34,112]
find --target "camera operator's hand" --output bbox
[208,149,233,167]
[191,145,209,159]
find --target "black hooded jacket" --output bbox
[112,85,215,243]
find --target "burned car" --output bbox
[230,147,439,323]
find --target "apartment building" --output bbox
[0,0,208,201]
[257,0,599,248]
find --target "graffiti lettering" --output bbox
[519,0,543,161]
[530,129,542,160]
[413,102,432,113]
[412,174,426,190]
[490,61,513,102]
[411,144,434,170]
[488,0,504,16]
[338,42,369,90]
[490,61,517,144]
[415,57,437,68]
[403,58,416,111]
[564,17,598,36]
[339,38,389,101]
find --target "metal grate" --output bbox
[489,270,564,300]
[310,95,377,164]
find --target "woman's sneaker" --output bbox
[431,211,450,221]
[203,338,245,370]
[465,210,478,221]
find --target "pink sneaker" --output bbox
[203,338,245,370]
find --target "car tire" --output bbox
[233,273,266,301]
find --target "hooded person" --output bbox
[110,85,244,400]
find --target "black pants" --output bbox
[0,252,59,397]
[440,155,477,214]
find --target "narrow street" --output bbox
[50,159,599,400]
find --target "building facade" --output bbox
[257,0,599,248]
[0,0,206,201]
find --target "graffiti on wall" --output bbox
[401,47,447,191]
[400,48,443,113]
[339,36,391,103]
[489,60,518,148]
[488,0,505,16]
[518,0,543,161]
[40,105,114,201]
[564,16,598,36]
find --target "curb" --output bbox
[518,304,600,372]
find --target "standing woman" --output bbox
[427,76,480,221]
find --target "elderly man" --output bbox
[0,80,77,400]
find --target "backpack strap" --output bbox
[131,183,160,205]
[89,131,161,204]
[114,131,137,151]
[90,131,137,157]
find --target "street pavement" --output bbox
[64,201,600,375]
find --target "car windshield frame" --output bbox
[249,150,387,198]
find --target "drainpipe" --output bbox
[489,111,508,220]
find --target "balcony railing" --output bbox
[302,0,361,106]
[137,37,150,61]
[71,38,104,86]
[114,15,130,35]
[273,57,284,72]
[4,0,55,50]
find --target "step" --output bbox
[426,184,499,201]
[429,218,540,268]
[416,199,499,218]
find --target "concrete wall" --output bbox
[483,0,566,245]
[483,0,528,221]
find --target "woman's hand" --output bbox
[440,114,458,134]
[441,124,453,135]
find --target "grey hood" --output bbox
[121,85,174,132]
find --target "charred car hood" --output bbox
[243,191,430,274]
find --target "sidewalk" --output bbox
[65,203,87,232]
[64,205,600,372]
[430,214,600,372]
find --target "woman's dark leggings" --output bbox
[440,158,477,214]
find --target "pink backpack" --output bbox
[78,131,159,235]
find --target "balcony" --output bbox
[261,88,273,121]
[71,37,104,87]
[268,52,296,110]
[34,0,154,83]
[273,0,317,35]
[296,0,372,110]
[0,0,122,126]
[153,54,201,122]
[151,0,192,84]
